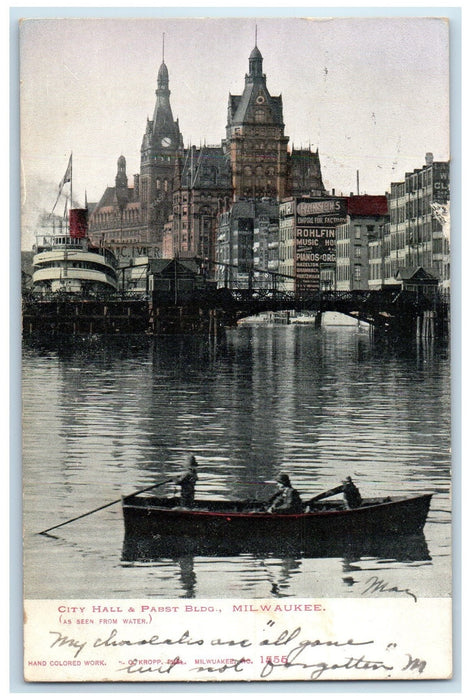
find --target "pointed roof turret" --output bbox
[157,60,169,90]
[227,42,283,128]
[151,47,176,140]
[248,43,264,80]
[115,155,129,212]
[140,37,182,169]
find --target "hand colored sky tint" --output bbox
[19,16,449,249]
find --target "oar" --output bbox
[307,484,344,506]
[38,478,173,536]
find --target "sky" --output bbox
[18,15,450,250]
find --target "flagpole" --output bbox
[70,152,73,214]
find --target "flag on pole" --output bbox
[52,154,72,213]
[58,154,72,192]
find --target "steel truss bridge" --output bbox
[207,287,448,336]
[191,259,449,336]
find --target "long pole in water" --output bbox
[38,478,173,536]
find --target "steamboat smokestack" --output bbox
[69,209,88,239]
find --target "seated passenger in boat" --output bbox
[174,454,198,508]
[267,473,304,514]
[342,476,362,509]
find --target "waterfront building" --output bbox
[393,266,439,300]
[335,195,389,291]
[139,59,183,243]
[279,196,347,293]
[215,199,279,288]
[384,153,449,286]
[164,145,232,271]
[88,156,144,259]
[252,200,279,288]
[278,199,296,291]
[368,220,389,290]
[215,201,257,288]
[367,154,450,297]
[147,258,216,305]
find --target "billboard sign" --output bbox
[293,198,346,291]
[296,198,347,218]
[432,164,450,204]
[295,227,336,290]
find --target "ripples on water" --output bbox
[23,324,451,599]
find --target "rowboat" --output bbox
[121,492,433,557]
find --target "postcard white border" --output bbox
[9,3,463,694]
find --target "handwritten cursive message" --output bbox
[45,622,429,681]
[24,598,452,682]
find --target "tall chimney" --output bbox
[425,152,434,166]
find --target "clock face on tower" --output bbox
[161,137,172,148]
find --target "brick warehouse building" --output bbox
[336,195,389,291]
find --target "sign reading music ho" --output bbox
[280,196,348,291]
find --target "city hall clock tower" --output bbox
[140,55,183,244]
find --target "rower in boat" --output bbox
[266,473,304,514]
[342,476,362,509]
[174,454,198,508]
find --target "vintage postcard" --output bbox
[20,15,453,682]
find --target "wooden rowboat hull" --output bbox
[121,493,432,557]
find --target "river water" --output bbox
[22,322,452,600]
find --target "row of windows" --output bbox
[50,237,82,247]
[336,242,363,258]
[369,262,383,280]
[405,168,434,192]
[93,209,140,225]
[279,264,294,277]
[336,225,364,241]
[279,244,294,260]
[237,126,281,137]
[242,166,276,176]
[35,260,117,279]
[243,141,278,151]
[337,264,363,282]
[390,196,433,223]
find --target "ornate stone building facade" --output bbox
[288,148,326,198]
[164,146,232,266]
[89,42,327,271]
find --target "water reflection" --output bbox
[178,556,197,598]
[121,532,431,563]
[120,533,431,599]
[23,326,450,599]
